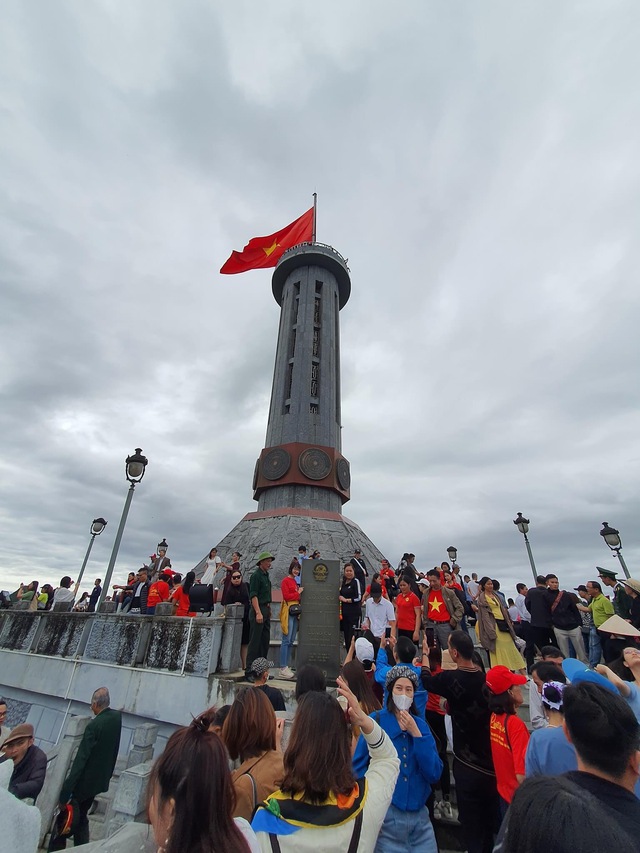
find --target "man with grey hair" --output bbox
[51,687,122,849]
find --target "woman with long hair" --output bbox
[147,715,258,853]
[221,688,284,822]
[39,583,54,610]
[485,666,529,818]
[339,563,363,652]
[201,547,222,586]
[341,660,382,750]
[251,676,399,852]
[352,665,442,852]
[222,568,251,670]
[525,681,576,776]
[171,570,196,617]
[279,561,303,680]
[475,577,525,672]
[17,581,39,611]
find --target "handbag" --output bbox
[288,603,301,617]
[497,619,511,632]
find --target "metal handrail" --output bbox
[279,241,350,271]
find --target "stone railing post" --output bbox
[37,715,91,847]
[106,761,153,838]
[127,722,159,768]
[219,604,244,673]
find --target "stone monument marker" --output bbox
[296,558,341,681]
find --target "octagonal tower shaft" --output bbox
[255,243,351,514]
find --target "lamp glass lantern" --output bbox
[514,513,529,535]
[446,546,458,564]
[600,522,621,550]
[91,517,107,536]
[126,448,148,483]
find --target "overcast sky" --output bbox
[1,1,638,598]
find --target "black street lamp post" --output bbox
[599,522,630,579]
[76,517,107,589]
[513,512,538,583]
[99,448,148,608]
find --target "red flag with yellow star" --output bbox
[220,208,314,274]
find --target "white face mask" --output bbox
[392,693,413,712]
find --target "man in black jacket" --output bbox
[546,574,588,663]
[349,549,368,587]
[420,631,498,853]
[126,567,150,614]
[525,575,557,652]
[1,723,47,801]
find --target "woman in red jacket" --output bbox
[279,563,303,680]
[485,665,529,820]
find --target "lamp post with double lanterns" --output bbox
[99,448,148,608]
[599,522,631,579]
[76,517,108,589]
[513,513,538,583]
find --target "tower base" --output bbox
[207,509,386,584]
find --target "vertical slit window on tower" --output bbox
[292,282,300,324]
[289,328,296,359]
[314,296,321,326]
[285,362,293,400]
[311,362,319,399]
[312,328,320,358]
[310,404,318,414]
[315,280,323,293]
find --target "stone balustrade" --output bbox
[0,604,244,676]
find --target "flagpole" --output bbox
[312,192,317,243]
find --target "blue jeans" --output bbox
[375,804,437,853]
[589,626,602,668]
[280,612,298,667]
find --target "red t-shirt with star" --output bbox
[427,589,450,622]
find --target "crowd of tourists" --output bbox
[3,544,640,851]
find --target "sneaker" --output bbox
[279,666,295,679]
[441,801,454,820]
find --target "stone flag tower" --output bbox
[213,242,385,582]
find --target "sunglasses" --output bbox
[231,575,242,580]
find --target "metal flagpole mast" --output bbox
[312,192,317,242]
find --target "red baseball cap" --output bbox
[485,665,527,695]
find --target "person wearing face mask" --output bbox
[353,666,442,852]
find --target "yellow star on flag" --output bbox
[262,239,279,257]
[429,597,443,614]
